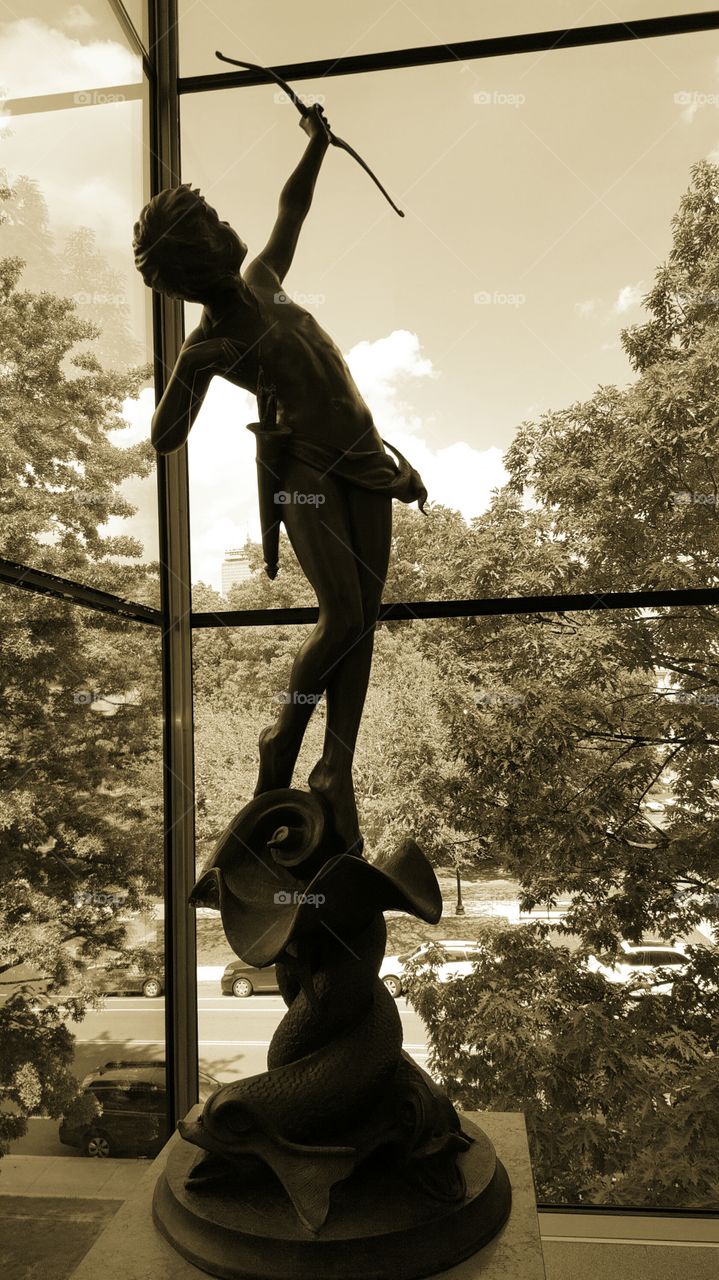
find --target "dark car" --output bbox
[83,957,164,999]
[59,1062,219,1158]
[220,960,280,998]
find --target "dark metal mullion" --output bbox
[190,586,719,629]
[150,0,199,1130]
[177,10,719,95]
[107,0,153,75]
[539,1203,719,1218]
[0,558,161,625]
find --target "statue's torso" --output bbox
[200,282,383,454]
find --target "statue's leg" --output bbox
[307,487,392,852]
[254,458,364,796]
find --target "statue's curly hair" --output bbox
[133,184,229,301]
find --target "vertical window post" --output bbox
[150,0,199,1126]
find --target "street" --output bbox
[9,984,429,1157]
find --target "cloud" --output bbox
[345,330,437,436]
[0,15,146,259]
[677,95,701,126]
[613,282,643,314]
[1,18,140,98]
[112,388,155,446]
[386,433,508,520]
[187,378,264,587]
[62,6,96,32]
[574,299,598,319]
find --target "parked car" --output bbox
[59,1062,219,1158]
[586,940,689,995]
[221,960,280,998]
[82,957,164,998]
[379,940,483,998]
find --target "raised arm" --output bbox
[245,106,330,290]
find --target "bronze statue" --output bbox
[133,102,425,857]
[134,85,510,1279]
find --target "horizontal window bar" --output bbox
[3,83,145,116]
[190,586,719,629]
[0,558,162,625]
[539,1204,719,1223]
[178,11,719,96]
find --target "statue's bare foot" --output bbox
[308,760,363,855]
[254,725,297,796]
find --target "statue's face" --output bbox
[194,192,247,272]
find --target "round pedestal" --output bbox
[152,1118,512,1280]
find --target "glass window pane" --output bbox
[191,595,719,1210]
[121,1,149,49]
[1,587,166,1177]
[1,3,143,98]
[182,30,719,605]
[178,0,719,76]
[1,17,158,604]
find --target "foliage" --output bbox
[0,178,161,1152]
[405,927,719,1207]
[397,162,719,1207]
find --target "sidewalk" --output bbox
[0,1155,150,1200]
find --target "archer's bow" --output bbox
[215,51,405,218]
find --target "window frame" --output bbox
[4,0,719,1220]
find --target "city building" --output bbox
[220,544,253,597]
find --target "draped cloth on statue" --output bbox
[284,434,428,509]
[247,421,428,578]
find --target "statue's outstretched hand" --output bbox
[299,103,331,145]
[256,367,278,428]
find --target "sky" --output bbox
[3,3,719,593]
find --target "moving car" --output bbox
[220,960,280,998]
[379,940,483,998]
[586,940,689,995]
[59,1062,220,1158]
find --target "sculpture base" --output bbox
[152,1114,511,1280]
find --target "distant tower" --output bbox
[221,543,253,597]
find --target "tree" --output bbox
[397,162,719,1207]
[405,926,719,1207]
[0,186,161,1152]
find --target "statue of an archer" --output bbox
[138,59,511,1279]
[133,73,426,857]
